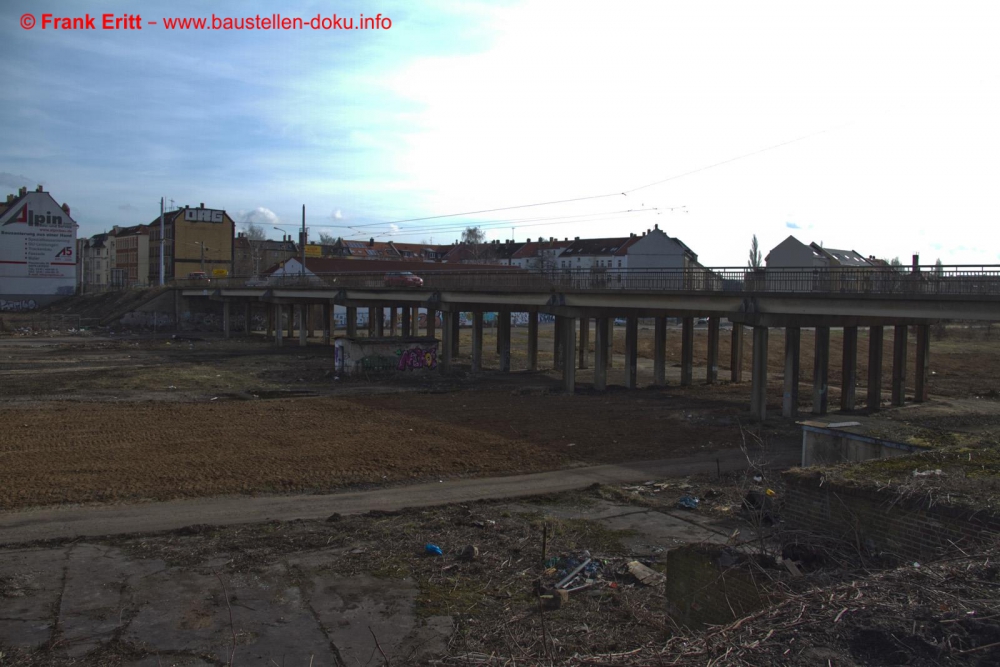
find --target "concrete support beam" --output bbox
[606,318,613,371]
[274,304,283,347]
[681,317,694,386]
[427,310,436,339]
[298,304,308,347]
[223,301,231,339]
[368,304,377,337]
[750,326,769,422]
[731,325,744,383]
[411,306,419,337]
[498,309,511,372]
[653,315,667,386]
[286,305,293,340]
[841,326,858,411]
[624,314,639,389]
[346,307,357,337]
[376,306,385,337]
[554,317,563,371]
[594,316,608,391]
[244,302,251,336]
[782,326,800,418]
[561,316,576,393]
[389,307,398,337]
[867,326,884,412]
[266,305,273,340]
[440,311,455,373]
[812,326,830,415]
[322,303,332,344]
[578,317,589,370]
[891,324,908,406]
[527,311,538,371]
[706,316,720,385]
[915,324,930,403]
[400,306,410,337]
[451,312,460,357]
[472,310,484,373]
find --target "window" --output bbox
[617,260,622,267]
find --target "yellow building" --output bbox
[147,204,235,282]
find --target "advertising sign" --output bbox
[0,192,77,297]
[305,244,322,258]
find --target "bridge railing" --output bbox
[177,265,1000,296]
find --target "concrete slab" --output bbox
[58,544,136,658]
[0,546,67,648]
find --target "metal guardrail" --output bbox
[175,265,1000,297]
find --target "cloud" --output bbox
[785,221,801,229]
[237,207,280,226]
[389,223,400,235]
[0,172,39,189]
[118,203,136,211]
[332,209,343,220]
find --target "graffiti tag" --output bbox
[0,299,38,312]
[397,346,437,371]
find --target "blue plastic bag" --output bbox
[425,543,443,556]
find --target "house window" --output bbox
[617,260,622,267]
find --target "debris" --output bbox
[765,488,776,497]
[556,558,593,589]
[326,513,342,522]
[425,543,443,556]
[166,385,177,391]
[677,495,699,510]
[627,561,665,586]
[459,545,479,562]
[912,469,945,477]
[782,558,804,577]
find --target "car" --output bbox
[384,271,424,287]
[187,271,210,281]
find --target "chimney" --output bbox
[912,254,919,269]
[654,223,659,230]
[199,203,205,209]
[18,186,27,197]
[369,237,374,247]
[61,203,70,215]
[6,194,13,204]
[35,185,43,192]
[574,236,579,240]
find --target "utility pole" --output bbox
[200,242,206,272]
[300,204,306,278]
[159,197,165,285]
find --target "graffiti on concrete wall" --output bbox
[0,299,38,312]
[397,346,437,371]
[458,311,555,326]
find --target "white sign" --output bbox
[0,192,77,296]
[183,208,225,223]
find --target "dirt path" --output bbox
[0,446,798,545]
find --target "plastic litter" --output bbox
[678,495,699,510]
[425,543,443,556]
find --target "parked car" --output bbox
[384,271,424,287]
[187,271,209,281]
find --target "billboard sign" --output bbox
[305,244,322,258]
[0,192,77,296]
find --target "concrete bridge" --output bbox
[182,265,1000,420]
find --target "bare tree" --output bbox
[245,223,267,241]
[318,232,337,245]
[934,258,944,277]
[748,234,762,269]
[462,226,492,262]
[244,224,267,277]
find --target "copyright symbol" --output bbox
[20,13,35,30]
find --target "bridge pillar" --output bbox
[750,326,769,421]
[681,317,694,386]
[554,317,563,371]
[606,318,613,371]
[223,301,231,339]
[299,305,308,347]
[368,304,377,337]
[411,306,419,336]
[706,316,720,384]
[389,307,398,337]
[527,311,538,371]
[867,325,884,412]
[427,309,436,339]
[244,302,251,336]
[346,307,357,337]
[731,324,744,382]
[274,305,283,347]
[266,305,273,340]
[624,314,638,389]
[812,326,830,415]
[472,310,484,373]
[451,311,460,357]
[653,315,667,385]
[560,316,576,393]
[441,311,455,373]
[782,326,800,418]
[499,309,511,372]
[401,306,410,337]
[323,303,332,344]
[891,325,908,406]
[841,326,858,411]
[594,316,608,391]
[915,324,930,402]
[376,306,385,337]
[578,317,589,370]
[286,305,294,340]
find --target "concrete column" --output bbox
[867,325,884,412]
[527,311,538,371]
[472,310,484,373]
[298,304,308,347]
[606,318,613,371]
[266,305,273,339]
[594,316,608,391]
[561,316,576,393]
[322,303,332,344]
[653,315,667,386]
[426,310,436,339]
[411,306,419,336]
[812,326,830,415]
[841,326,858,411]
[624,314,638,389]
[274,304,283,346]
[346,307,357,337]
[244,302,251,336]
[223,301,231,339]
[451,312,460,357]
[441,311,455,373]
[401,306,410,337]
[368,304,377,337]
[891,324,908,406]
[782,326,800,418]
[554,317,563,370]
[706,316,720,384]
[731,324,744,383]
[750,326,769,421]
[578,317,589,370]
[389,307,398,337]
[915,324,930,403]
[498,309,511,372]
[286,305,293,340]
[376,306,385,337]
[681,317,694,386]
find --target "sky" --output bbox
[1,0,998,266]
